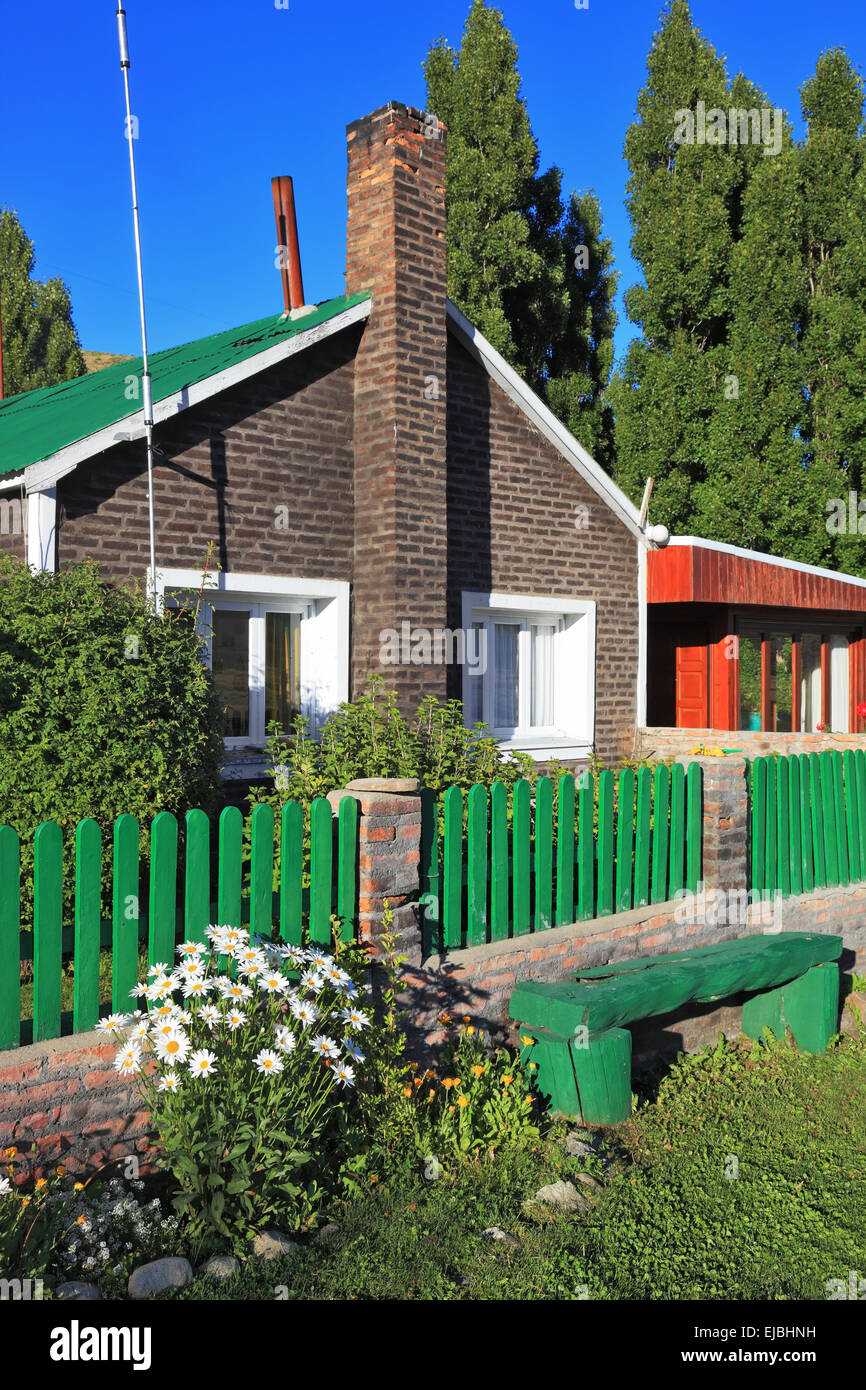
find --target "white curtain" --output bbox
[830,635,849,731]
[531,624,555,727]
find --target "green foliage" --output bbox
[0,1147,65,1282]
[424,0,619,466]
[0,556,224,925]
[0,209,86,395]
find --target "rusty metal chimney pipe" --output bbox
[271,175,306,313]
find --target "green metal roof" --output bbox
[0,291,371,478]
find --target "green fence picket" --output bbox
[616,769,636,913]
[856,749,866,880]
[751,759,766,896]
[832,751,849,886]
[73,819,101,1035]
[112,815,140,1012]
[686,762,702,892]
[844,749,861,883]
[787,756,802,898]
[443,786,463,949]
[820,752,839,887]
[420,788,439,956]
[336,796,359,943]
[217,806,243,929]
[467,784,488,946]
[635,768,652,906]
[279,802,304,945]
[250,803,275,938]
[33,821,63,1043]
[555,775,575,926]
[668,763,684,899]
[597,770,615,916]
[809,753,826,888]
[651,765,670,904]
[512,780,531,937]
[534,776,553,932]
[577,772,595,920]
[309,798,333,944]
[776,756,790,898]
[765,757,777,899]
[0,827,20,1049]
[149,813,178,969]
[798,754,814,893]
[490,782,510,941]
[184,810,210,944]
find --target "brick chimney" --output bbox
[345,101,448,711]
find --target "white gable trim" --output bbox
[445,299,648,545]
[22,298,372,493]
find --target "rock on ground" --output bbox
[251,1230,298,1260]
[55,1281,101,1301]
[128,1257,193,1300]
[200,1254,239,1280]
[480,1227,521,1248]
[531,1180,592,1213]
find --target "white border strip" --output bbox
[21,299,372,493]
[446,299,649,546]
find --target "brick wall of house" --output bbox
[0,485,26,561]
[56,329,360,585]
[445,336,640,765]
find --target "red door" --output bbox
[675,627,709,728]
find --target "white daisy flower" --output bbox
[188,1049,218,1078]
[340,1006,371,1031]
[218,980,253,1002]
[253,1049,284,1076]
[98,1013,130,1035]
[148,1001,176,1018]
[226,1009,247,1031]
[310,1034,341,1061]
[158,1072,182,1093]
[146,975,174,1001]
[335,977,358,999]
[258,972,288,995]
[0,1177,12,1196]
[182,976,213,1000]
[175,957,204,980]
[155,1031,191,1065]
[178,940,206,956]
[171,1008,193,1028]
[128,1019,151,1039]
[147,962,170,977]
[343,1037,365,1063]
[289,998,318,1027]
[300,970,325,994]
[129,982,149,999]
[236,946,268,970]
[199,1004,220,1030]
[113,1043,142,1076]
[333,1062,356,1088]
[274,1025,296,1053]
[280,943,306,969]
[323,964,352,989]
[306,950,334,974]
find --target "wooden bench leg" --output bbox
[528,1029,582,1115]
[742,963,839,1054]
[571,1028,633,1125]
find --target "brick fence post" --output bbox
[327,777,423,964]
[677,754,749,895]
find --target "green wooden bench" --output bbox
[509,932,843,1125]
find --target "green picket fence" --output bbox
[419,765,703,954]
[749,749,866,899]
[0,798,359,1050]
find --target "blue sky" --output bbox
[1,0,863,367]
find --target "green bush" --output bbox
[0,556,224,926]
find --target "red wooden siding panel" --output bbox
[649,546,866,614]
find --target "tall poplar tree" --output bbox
[424,0,618,464]
[0,209,86,397]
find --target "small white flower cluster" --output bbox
[53,1178,178,1281]
[102,927,370,1089]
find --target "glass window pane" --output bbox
[801,633,821,731]
[265,612,300,731]
[212,609,250,738]
[465,621,484,726]
[769,634,793,732]
[738,633,762,730]
[493,623,519,728]
[830,634,849,731]
[531,624,555,727]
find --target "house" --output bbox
[0,101,657,780]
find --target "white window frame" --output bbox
[461,590,596,761]
[154,569,349,749]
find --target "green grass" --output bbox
[18,945,149,1023]
[102,1026,866,1301]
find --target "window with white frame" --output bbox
[158,570,349,749]
[461,591,596,757]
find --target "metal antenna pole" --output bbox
[117,5,157,608]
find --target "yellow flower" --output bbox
[402,1086,413,1098]
[370,1175,378,1185]
[457,1094,469,1108]
[521,1035,535,1047]
[463,1015,471,1023]
[73,1182,84,1192]
[442,1077,457,1090]
[21,1197,30,1208]
[529,1062,537,1071]
[502,1075,514,1087]
[56,1165,66,1177]
[465,1026,475,1035]
[3,1147,16,1159]
[76,1213,86,1224]
[413,1077,423,1087]
[438,1013,452,1025]
[35,1178,47,1190]
[471,1064,484,1076]
[449,1105,455,1113]
[427,1090,435,1102]
[525,1094,532,1104]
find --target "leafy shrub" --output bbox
[0,556,224,926]
[52,1176,178,1282]
[113,922,372,1255]
[0,1147,65,1280]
